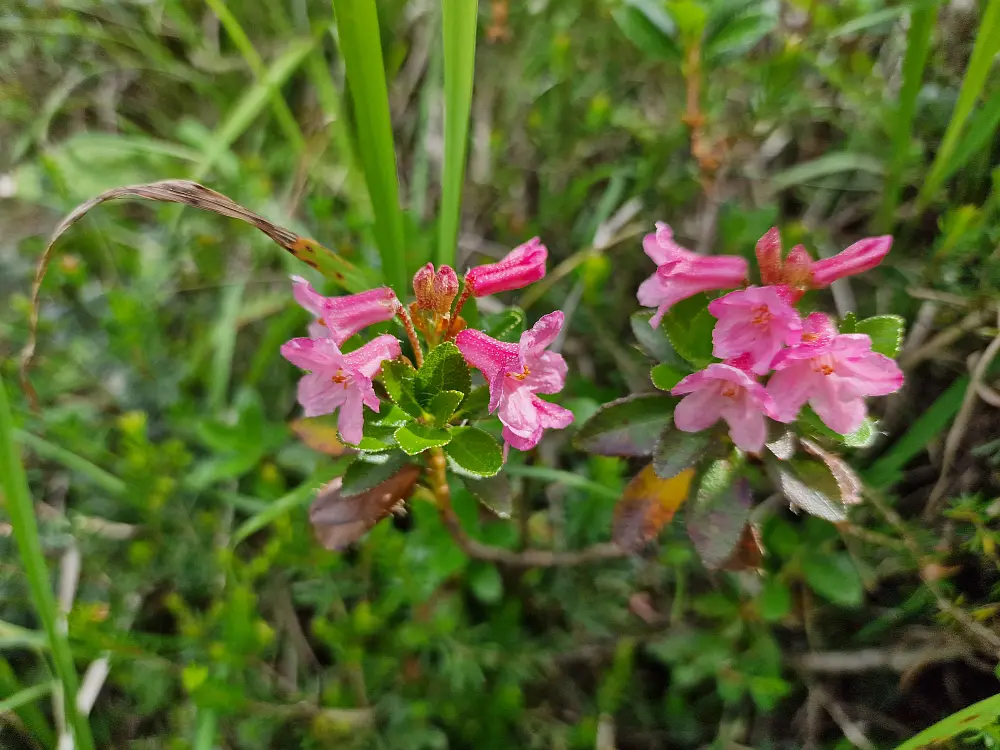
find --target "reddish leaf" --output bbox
[613,464,694,550]
[719,524,765,572]
[687,466,752,570]
[801,438,862,506]
[291,417,352,456]
[309,465,421,550]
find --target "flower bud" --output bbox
[412,263,435,307]
[465,238,547,297]
[432,265,459,314]
[810,236,892,288]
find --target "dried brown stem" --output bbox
[426,449,627,568]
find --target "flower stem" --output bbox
[445,283,472,340]
[395,304,424,367]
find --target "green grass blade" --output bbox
[940,86,1000,186]
[916,0,1000,209]
[0,681,55,714]
[331,0,408,294]
[438,0,479,266]
[502,465,621,501]
[0,656,55,748]
[192,36,318,183]
[863,375,968,490]
[0,373,93,750]
[204,0,307,154]
[14,430,127,497]
[877,1,936,232]
[208,278,246,412]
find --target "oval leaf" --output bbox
[653,427,713,479]
[800,438,862,506]
[394,423,452,456]
[429,390,465,426]
[341,452,409,497]
[613,464,695,550]
[769,460,849,523]
[574,393,674,457]
[686,462,752,570]
[445,426,503,477]
[460,473,513,518]
[415,341,472,407]
[854,314,904,358]
[309,466,421,550]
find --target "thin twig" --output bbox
[395,304,424,368]
[427,449,627,567]
[923,313,1000,519]
[810,685,875,750]
[899,308,989,369]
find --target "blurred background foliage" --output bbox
[2,0,1000,747]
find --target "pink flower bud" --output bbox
[810,236,892,288]
[290,276,397,346]
[432,265,459,314]
[465,238,547,297]
[412,263,435,306]
[755,228,783,285]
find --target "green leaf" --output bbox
[380,359,424,418]
[574,393,674,457]
[705,10,775,62]
[843,417,877,448]
[894,692,1000,750]
[468,562,503,604]
[838,311,857,334]
[801,550,864,608]
[341,452,410,497]
[332,0,407,293]
[358,422,398,452]
[630,311,689,367]
[460,473,513,518]
[769,459,849,523]
[445,426,504,477]
[394,423,453,455]
[653,428,712,479]
[650,362,686,391]
[483,308,526,343]
[769,153,884,193]
[662,294,716,369]
[758,578,792,622]
[370,404,416,427]
[415,342,472,407]
[438,0,479,267]
[855,314,904,358]
[611,0,681,61]
[797,405,847,443]
[429,390,465,426]
[455,385,490,421]
[686,461,752,570]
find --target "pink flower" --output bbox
[413,263,460,314]
[291,276,397,344]
[465,238,548,297]
[671,363,776,453]
[753,228,892,293]
[637,223,748,327]
[767,313,903,434]
[810,236,893,288]
[456,311,574,451]
[281,334,402,445]
[708,285,803,375]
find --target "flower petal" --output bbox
[281,337,343,371]
[765,365,813,422]
[810,235,892,287]
[721,393,767,452]
[810,381,866,435]
[522,350,567,394]
[337,387,366,445]
[298,372,349,417]
[534,397,574,430]
[674,386,725,433]
[291,275,327,317]
[456,329,519,383]
[342,334,402,379]
[520,311,564,359]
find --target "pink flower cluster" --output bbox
[638,225,903,453]
[281,239,572,452]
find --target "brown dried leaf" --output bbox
[801,437,862,506]
[613,464,695,551]
[20,180,375,405]
[718,524,765,572]
[309,465,421,550]
[290,417,353,457]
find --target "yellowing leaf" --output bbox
[613,464,695,550]
[290,416,351,456]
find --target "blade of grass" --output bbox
[204,0,307,153]
[941,87,1000,187]
[0,681,55,714]
[208,277,247,412]
[331,0,408,294]
[916,0,1000,210]
[437,0,479,266]
[0,656,55,748]
[14,430,127,497]
[0,373,94,750]
[877,1,936,232]
[863,375,969,490]
[502,465,620,501]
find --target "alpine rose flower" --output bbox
[291,276,397,344]
[767,313,903,434]
[708,285,803,374]
[754,228,892,292]
[412,263,460,314]
[638,223,748,327]
[465,238,547,297]
[671,362,776,453]
[456,311,574,451]
[281,334,401,445]
[810,236,893,288]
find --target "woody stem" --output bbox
[426,448,627,568]
[445,284,472,340]
[395,305,424,368]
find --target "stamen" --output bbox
[507,365,531,381]
[750,304,771,326]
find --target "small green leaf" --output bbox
[797,405,846,443]
[370,404,416,427]
[415,342,472,407]
[341,452,410,497]
[894,693,1000,750]
[629,311,689,368]
[381,359,424,418]
[662,294,716,369]
[574,393,674,457]
[394,423,452,455]
[357,422,397,452]
[650,362,687,391]
[653,428,712,479]
[455,385,490,421]
[429,390,465,426]
[483,308,526,343]
[468,562,503,604]
[758,578,792,622]
[686,462,752,570]
[611,0,681,61]
[769,459,848,523]
[855,314,904,358]
[460,473,513,518]
[445,426,503,477]
[801,550,864,608]
[838,311,857,334]
[843,417,877,448]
